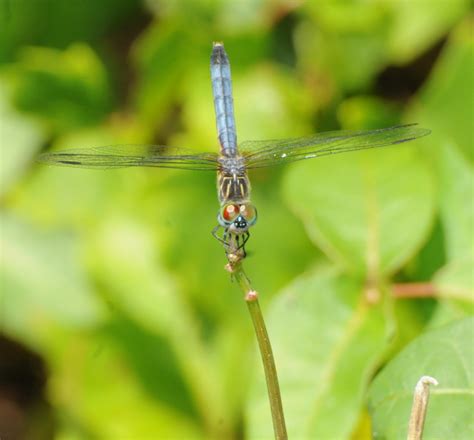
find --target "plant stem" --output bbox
[227,259,288,440]
[391,283,437,299]
[407,375,438,440]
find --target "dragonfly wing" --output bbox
[240,124,430,169]
[37,145,220,171]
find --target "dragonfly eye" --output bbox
[240,203,257,225]
[222,204,240,223]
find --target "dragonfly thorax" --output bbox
[218,155,246,173]
[217,165,250,204]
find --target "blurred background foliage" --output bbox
[0,1,472,439]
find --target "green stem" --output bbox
[229,260,288,440]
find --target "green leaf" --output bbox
[4,44,111,131]
[0,83,44,196]
[428,257,474,327]
[434,257,474,304]
[18,128,145,228]
[85,216,235,438]
[48,333,204,440]
[415,19,474,163]
[0,0,141,61]
[368,317,474,439]
[338,96,401,130]
[132,23,197,134]
[0,212,104,340]
[283,146,435,277]
[387,0,470,64]
[437,143,474,261]
[407,19,474,260]
[247,268,389,439]
[428,300,473,330]
[103,316,197,418]
[295,20,387,93]
[233,64,314,140]
[86,216,188,335]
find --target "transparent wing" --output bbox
[240,124,430,169]
[37,145,220,171]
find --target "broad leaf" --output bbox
[5,44,111,131]
[435,257,474,304]
[0,213,103,340]
[428,257,474,327]
[247,268,389,439]
[437,142,474,261]
[415,19,474,164]
[406,19,474,259]
[0,84,44,196]
[368,317,474,439]
[48,333,204,440]
[283,146,435,277]
[387,0,470,63]
[85,217,235,438]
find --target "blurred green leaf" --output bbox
[13,128,152,228]
[406,18,473,261]
[413,18,474,163]
[103,316,197,417]
[303,1,385,32]
[85,216,235,438]
[338,96,401,130]
[403,219,446,282]
[437,142,474,261]
[299,1,390,92]
[430,256,474,327]
[233,64,314,139]
[3,44,111,131]
[0,83,44,196]
[0,0,142,62]
[283,146,435,277]
[144,0,282,34]
[0,212,104,340]
[132,23,197,136]
[86,216,181,335]
[247,268,388,439]
[434,257,474,304]
[295,20,387,94]
[368,317,474,439]
[428,300,473,329]
[48,333,204,440]
[387,0,470,64]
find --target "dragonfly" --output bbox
[39,42,430,260]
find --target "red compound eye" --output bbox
[240,204,257,223]
[222,204,239,222]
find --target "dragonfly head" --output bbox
[218,202,257,233]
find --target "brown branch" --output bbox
[391,282,437,299]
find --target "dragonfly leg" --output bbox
[241,231,250,248]
[212,225,236,251]
[212,225,248,260]
[212,224,228,245]
[223,230,229,247]
[230,232,249,258]
[233,231,249,250]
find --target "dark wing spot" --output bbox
[59,160,82,165]
[393,137,416,145]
